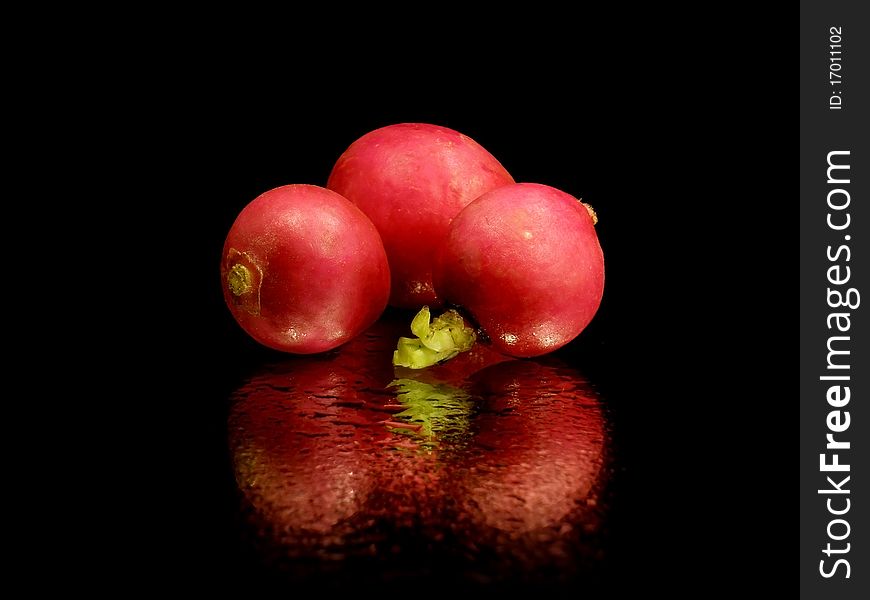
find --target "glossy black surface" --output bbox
[227,318,610,588]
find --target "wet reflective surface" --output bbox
[228,317,611,587]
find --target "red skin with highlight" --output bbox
[220,184,390,354]
[327,123,514,308]
[434,183,604,358]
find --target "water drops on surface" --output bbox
[227,316,611,585]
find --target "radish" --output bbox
[430,183,604,360]
[327,123,514,308]
[220,184,390,353]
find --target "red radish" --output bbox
[434,183,604,358]
[220,184,390,354]
[327,123,514,308]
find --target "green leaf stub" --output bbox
[392,306,477,369]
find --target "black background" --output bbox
[120,21,792,595]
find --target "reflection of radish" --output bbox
[221,184,390,354]
[434,183,604,358]
[457,359,606,536]
[229,360,382,535]
[228,317,609,583]
[228,319,444,556]
[327,123,514,308]
[230,360,388,546]
[228,320,398,539]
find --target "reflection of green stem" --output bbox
[388,378,475,443]
[392,306,477,369]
